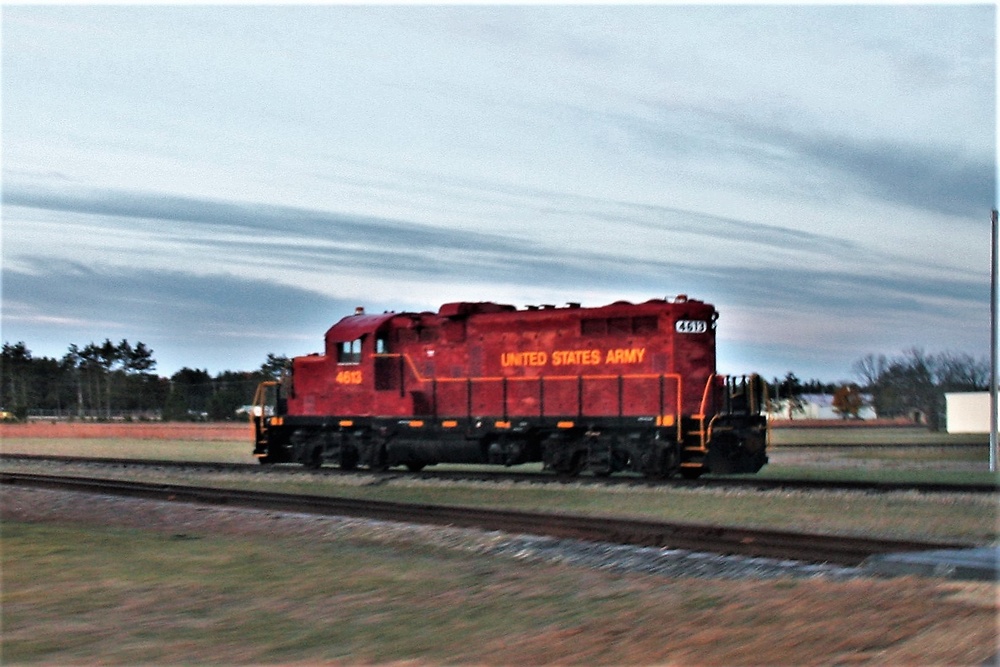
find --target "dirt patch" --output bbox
[0,421,247,441]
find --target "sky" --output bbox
[1,4,996,383]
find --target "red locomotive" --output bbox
[251,295,767,478]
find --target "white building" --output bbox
[945,392,993,434]
[768,393,876,421]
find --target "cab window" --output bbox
[338,338,362,364]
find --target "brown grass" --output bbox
[2,506,997,666]
[0,421,247,441]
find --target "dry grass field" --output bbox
[0,421,249,461]
[3,488,998,666]
[0,420,247,441]
[2,421,997,665]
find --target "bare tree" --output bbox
[854,347,989,430]
[934,351,989,391]
[852,353,887,390]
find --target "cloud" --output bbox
[5,181,986,308]
[1,259,372,372]
[7,224,983,331]
[782,134,995,219]
[2,242,988,384]
[3,179,989,380]
[1,183,494,250]
[2,5,992,383]
[1,178,877,265]
[709,115,996,219]
[2,259,346,337]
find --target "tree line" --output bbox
[850,348,989,430]
[1,340,990,429]
[763,349,988,428]
[1,340,287,422]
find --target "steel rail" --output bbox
[0,471,973,566]
[1,453,995,495]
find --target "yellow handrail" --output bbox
[373,352,683,433]
[250,380,280,429]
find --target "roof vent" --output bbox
[354,306,365,316]
[566,302,581,309]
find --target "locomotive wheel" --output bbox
[305,446,323,469]
[340,447,359,471]
[555,451,586,477]
[340,456,358,471]
[405,462,426,472]
[680,467,704,480]
[367,442,390,472]
[644,444,680,479]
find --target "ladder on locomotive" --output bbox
[250,380,281,450]
[685,374,765,456]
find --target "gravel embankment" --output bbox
[3,485,866,581]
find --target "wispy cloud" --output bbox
[778,133,995,219]
[5,182,987,307]
[621,105,995,220]
[3,258,345,334]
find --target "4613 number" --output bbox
[336,370,363,385]
[674,320,708,334]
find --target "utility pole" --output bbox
[991,209,998,473]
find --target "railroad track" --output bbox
[1,453,996,495]
[0,471,973,566]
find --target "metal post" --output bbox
[502,377,507,421]
[990,209,998,473]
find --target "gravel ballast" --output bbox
[4,485,866,581]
